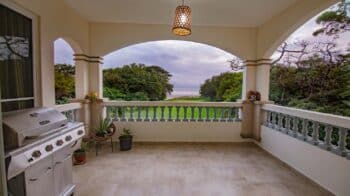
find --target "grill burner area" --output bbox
[3,107,85,196]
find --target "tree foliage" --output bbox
[270,54,350,116]
[268,1,350,117]
[200,72,242,101]
[313,0,350,37]
[103,63,173,101]
[55,64,75,104]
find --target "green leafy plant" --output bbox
[119,128,132,138]
[95,118,112,137]
[75,141,89,153]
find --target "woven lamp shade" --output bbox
[172,5,192,36]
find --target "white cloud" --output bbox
[54,38,74,65]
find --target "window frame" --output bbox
[0,0,40,108]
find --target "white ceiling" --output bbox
[64,0,297,27]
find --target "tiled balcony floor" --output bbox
[73,142,332,196]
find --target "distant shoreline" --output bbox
[167,92,199,99]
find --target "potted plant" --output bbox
[119,128,133,151]
[73,141,88,165]
[95,118,113,138]
[85,92,98,102]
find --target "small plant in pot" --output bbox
[119,128,133,151]
[73,141,88,165]
[95,118,113,138]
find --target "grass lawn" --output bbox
[108,96,237,120]
[166,96,210,102]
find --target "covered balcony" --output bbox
[1,0,349,196]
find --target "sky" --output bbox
[54,3,349,97]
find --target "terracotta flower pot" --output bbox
[73,150,86,165]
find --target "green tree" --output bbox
[269,1,350,117]
[103,63,173,101]
[200,72,242,101]
[313,0,350,37]
[55,64,75,104]
[270,54,350,116]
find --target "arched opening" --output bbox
[54,38,76,104]
[269,2,350,117]
[102,40,243,102]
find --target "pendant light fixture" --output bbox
[172,0,192,36]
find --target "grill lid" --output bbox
[3,107,68,143]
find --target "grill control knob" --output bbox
[56,140,64,146]
[45,145,54,152]
[65,135,72,142]
[77,130,84,135]
[32,150,41,158]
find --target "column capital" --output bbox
[244,59,271,66]
[74,54,103,64]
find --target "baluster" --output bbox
[324,125,333,151]
[144,107,150,122]
[198,107,203,122]
[121,107,126,121]
[129,106,135,122]
[168,106,173,122]
[114,107,119,121]
[301,119,308,141]
[312,121,320,145]
[235,108,240,122]
[106,107,111,121]
[72,110,77,122]
[277,113,283,131]
[175,106,180,122]
[284,115,291,133]
[292,117,299,137]
[271,112,277,128]
[205,107,210,122]
[152,106,157,121]
[190,106,196,122]
[160,106,165,122]
[183,106,188,122]
[220,108,226,122]
[137,106,142,121]
[227,108,233,122]
[213,107,218,122]
[265,111,271,126]
[338,128,348,156]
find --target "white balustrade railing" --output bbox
[103,101,243,122]
[262,104,350,159]
[54,102,82,122]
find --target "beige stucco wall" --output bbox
[3,0,339,106]
[6,0,90,106]
[89,22,258,60]
[112,122,246,142]
[257,0,338,58]
[259,126,350,196]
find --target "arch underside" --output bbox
[89,0,338,61]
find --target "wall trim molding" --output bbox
[74,54,103,63]
[244,59,272,66]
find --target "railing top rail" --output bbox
[103,101,243,107]
[54,102,82,113]
[263,104,350,129]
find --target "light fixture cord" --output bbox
[182,0,184,6]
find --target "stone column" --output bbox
[73,54,104,136]
[87,56,104,133]
[88,56,104,98]
[74,54,90,99]
[240,59,272,140]
[255,59,272,101]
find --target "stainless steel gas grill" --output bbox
[2,107,85,196]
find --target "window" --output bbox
[0,4,34,112]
